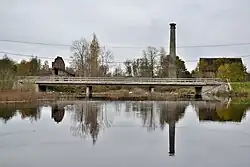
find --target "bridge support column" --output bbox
[86,86,93,98]
[149,87,154,93]
[195,87,202,99]
[35,84,39,92]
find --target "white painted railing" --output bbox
[17,76,223,85]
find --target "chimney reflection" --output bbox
[132,101,187,156]
[169,121,175,156]
[159,102,187,156]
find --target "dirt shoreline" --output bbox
[0,89,248,104]
[0,91,200,103]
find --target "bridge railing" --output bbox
[17,76,223,84]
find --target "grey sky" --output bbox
[0,0,250,71]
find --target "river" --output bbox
[0,100,250,167]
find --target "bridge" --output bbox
[17,76,225,98]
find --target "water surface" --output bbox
[0,100,250,167]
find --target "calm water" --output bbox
[0,100,250,167]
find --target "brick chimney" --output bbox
[168,23,177,78]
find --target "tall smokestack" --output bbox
[168,23,177,78]
[170,23,176,58]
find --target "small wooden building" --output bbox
[52,56,75,76]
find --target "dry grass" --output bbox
[0,91,59,103]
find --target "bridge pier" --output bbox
[195,87,202,99]
[149,87,155,93]
[35,84,39,92]
[86,86,93,98]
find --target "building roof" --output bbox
[52,56,65,69]
[199,57,242,64]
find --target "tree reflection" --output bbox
[0,107,17,123]
[196,102,250,123]
[0,105,40,123]
[132,102,157,132]
[19,108,41,122]
[70,102,103,145]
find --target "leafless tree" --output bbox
[70,38,90,77]
[99,47,113,76]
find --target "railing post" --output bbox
[149,87,154,93]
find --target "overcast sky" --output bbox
[0,0,250,71]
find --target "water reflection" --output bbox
[51,104,65,123]
[1,100,250,157]
[195,102,249,122]
[159,102,188,156]
[0,105,40,123]
[70,102,101,145]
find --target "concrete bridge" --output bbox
[17,76,225,98]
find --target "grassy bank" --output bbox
[230,82,250,97]
[0,91,59,103]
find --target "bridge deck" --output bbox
[18,76,224,86]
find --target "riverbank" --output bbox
[1,83,250,103]
[0,88,197,103]
[215,82,250,97]
[231,82,250,95]
[0,91,56,103]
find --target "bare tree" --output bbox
[124,60,132,76]
[157,47,170,77]
[70,38,90,77]
[113,64,123,76]
[143,47,158,77]
[70,35,113,77]
[42,61,50,71]
[99,47,113,76]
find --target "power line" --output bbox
[1,51,250,64]
[0,51,58,60]
[177,42,250,48]
[0,39,70,47]
[1,39,250,48]
[0,51,34,57]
